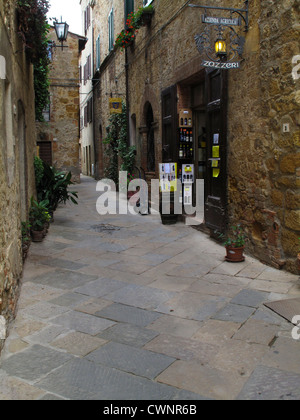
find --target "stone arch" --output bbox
[139,86,160,174]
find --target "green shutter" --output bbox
[125,0,134,25]
[109,9,114,51]
[96,35,100,69]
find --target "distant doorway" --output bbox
[37,141,52,165]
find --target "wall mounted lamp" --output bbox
[53,17,69,50]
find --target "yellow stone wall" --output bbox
[0,0,37,346]
[36,28,81,183]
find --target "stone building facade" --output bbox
[36,27,85,183]
[0,0,37,347]
[91,0,131,180]
[120,0,299,273]
[91,0,299,273]
[79,0,95,177]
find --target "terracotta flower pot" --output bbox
[225,246,245,263]
[31,230,44,242]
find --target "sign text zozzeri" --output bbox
[202,15,241,26]
[202,60,240,69]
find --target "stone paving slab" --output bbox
[52,311,116,335]
[230,289,270,308]
[86,341,176,379]
[95,303,162,327]
[156,359,248,400]
[1,344,73,382]
[98,323,159,347]
[213,303,256,323]
[36,357,204,400]
[237,365,300,400]
[104,284,176,310]
[28,269,99,290]
[74,278,127,298]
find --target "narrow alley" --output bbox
[0,176,299,400]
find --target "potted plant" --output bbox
[35,160,78,216]
[29,198,51,242]
[222,224,246,263]
[115,29,136,49]
[21,221,31,261]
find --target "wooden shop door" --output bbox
[204,68,228,233]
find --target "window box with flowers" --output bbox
[114,5,154,50]
[139,4,154,26]
[114,29,137,50]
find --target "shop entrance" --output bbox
[177,68,227,230]
[161,69,227,230]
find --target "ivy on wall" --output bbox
[17,0,50,121]
[103,103,136,186]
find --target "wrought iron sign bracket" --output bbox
[190,1,249,70]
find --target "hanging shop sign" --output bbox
[202,15,240,26]
[109,98,123,114]
[202,60,240,69]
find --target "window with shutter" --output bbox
[125,0,134,26]
[87,55,91,79]
[96,35,101,70]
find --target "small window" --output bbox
[42,101,50,122]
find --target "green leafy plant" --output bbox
[35,161,78,213]
[103,102,136,186]
[34,156,44,186]
[29,198,51,232]
[220,224,246,248]
[21,221,31,244]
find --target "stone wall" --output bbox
[92,0,128,180]
[0,0,37,350]
[227,0,300,272]
[36,28,82,183]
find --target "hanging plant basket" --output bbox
[140,11,154,26]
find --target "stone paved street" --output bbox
[0,176,300,400]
